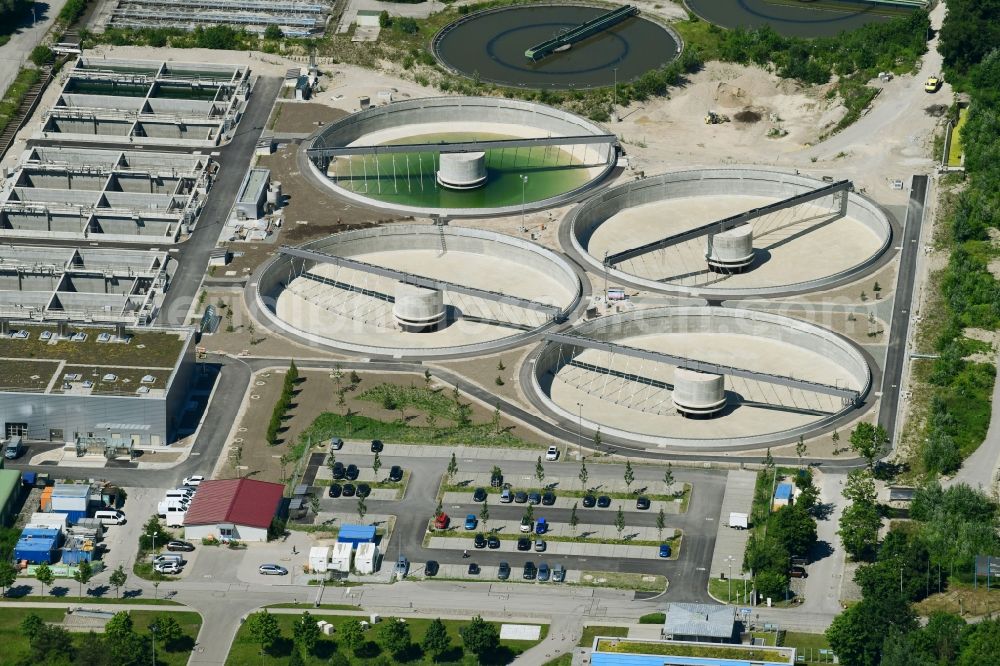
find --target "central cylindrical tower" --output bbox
[706,226,754,273]
[437,152,487,190]
[393,283,446,332]
[672,367,726,417]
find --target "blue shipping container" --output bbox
[51,509,88,524]
[62,547,95,565]
[337,524,376,547]
[14,527,61,564]
[774,483,794,501]
[21,472,36,487]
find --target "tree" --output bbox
[832,429,840,450]
[447,453,459,482]
[656,507,666,539]
[105,612,135,651]
[339,618,365,654]
[245,610,280,656]
[460,616,499,658]
[0,560,17,597]
[843,469,877,505]
[151,615,183,650]
[422,618,451,659]
[593,427,602,449]
[624,461,634,491]
[839,499,881,561]
[423,369,432,386]
[140,515,165,551]
[523,504,534,525]
[849,422,887,469]
[535,456,545,484]
[569,502,579,536]
[27,623,75,663]
[350,370,361,385]
[378,9,389,28]
[579,457,589,490]
[379,617,411,656]
[280,453,293,482]
[763,447,775,471]
[768,505,817,557]
[34,562,54,596]
[109,564,128,598]
[73,560,94,599]
[795,436,807,463]
[263,24,283,40]
[663,463,674,494]
[357,497,367,521]
[372,451,382,478]
[479,499,489,530]
[21,613,44,641]
[826,595,915,666]
[293,611,321,657]
[754,570,788,600]
[29,44,53,67]
[614,506,626,537]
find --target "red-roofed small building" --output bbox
[183,478,284,543]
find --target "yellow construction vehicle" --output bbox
[705,110,730,124]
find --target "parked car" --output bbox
[327,483,342,498]
[487,535,501,549]
[329,437,344,450]
[527,492,541,505]
[154,562,182,575]
[370,439,384,453]
[153,554,184,566]
[464,514,478,530]
[514,491,528,504]
[468,563,481,575]
[545,446,559,461]
[636,496,651,510]
[166,540,195,552]
[395,556,409,577]
[582,495,596,508]
[425,560,439,577]
[522,561,537,580]
[356,483,371,498]
[517,537,531,551]
[534,539,546,552]
[473,487,488,502]
[500,488,513,503]
[597,495,612,508]
[259,564,288,576]
[434,513,450,529]
[331,462,346,480]
[520,519,533,533]
[342,483,356,498]
[789,566,808,578]
[182,475,204,487]
[541,492,556,506]
[538,563,550,582]
[474,533,487,549]
[552,564,566,582]
[659,544,672,558]
[498,562,511,580]
[388,466,403,482]
[345,464,360,480]
[925,76,941,93]
[535,518,548,535]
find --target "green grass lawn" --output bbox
[708,576,754,604]
[2,607,200,666]
[303,411,540,449]
[578,625,627,647]
[541,655,572,666]
[597,639,792,663]
[948,106,969,166]
[753,631,833,665]
[228,613,547,665]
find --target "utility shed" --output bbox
[773,482,794,509]
[0,469,21,526]
[235,168,270,220]
[662,602,737,644]
[337,524,376,548]
[15,527,61,564]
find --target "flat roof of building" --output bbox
[0,469,20,503]
[238,168,269,204]
[592,638,795,666]
[663,603,735,640]
[775,483,793,500]
[0,326,191,395]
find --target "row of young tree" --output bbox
[17,611,187,666]
[827,481,1000,665]
[244,610,502,664]
[266,361,299,445]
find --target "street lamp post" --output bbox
[520,175,528,232]
[612,67,618,119]
[147,531,160,554]
[576,402,583,457]
[726,555,735,603]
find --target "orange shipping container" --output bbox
[40,487,53,512]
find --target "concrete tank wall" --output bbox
[566,168,893,297]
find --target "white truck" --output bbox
[729,512,749,530]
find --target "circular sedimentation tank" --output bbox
[301,97,617,216]
[432,4,681,90]
[254,225,583,358]
[566,168,893,298]
[527,306,872,449]
[684,0,919,38]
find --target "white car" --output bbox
[182,475,204,487]
[154,562,182,575]
[545,446,559,461]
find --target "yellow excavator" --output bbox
[705,110,730,124]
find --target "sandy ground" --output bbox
[589,195,884,290]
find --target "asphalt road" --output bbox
[159,75,283,325]
[879,175,927,443]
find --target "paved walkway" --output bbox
[707,470,756,592]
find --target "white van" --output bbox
[157,499,188,517]
[162,506,186,527]
[94,510,126,526]
[165,489,193,502]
